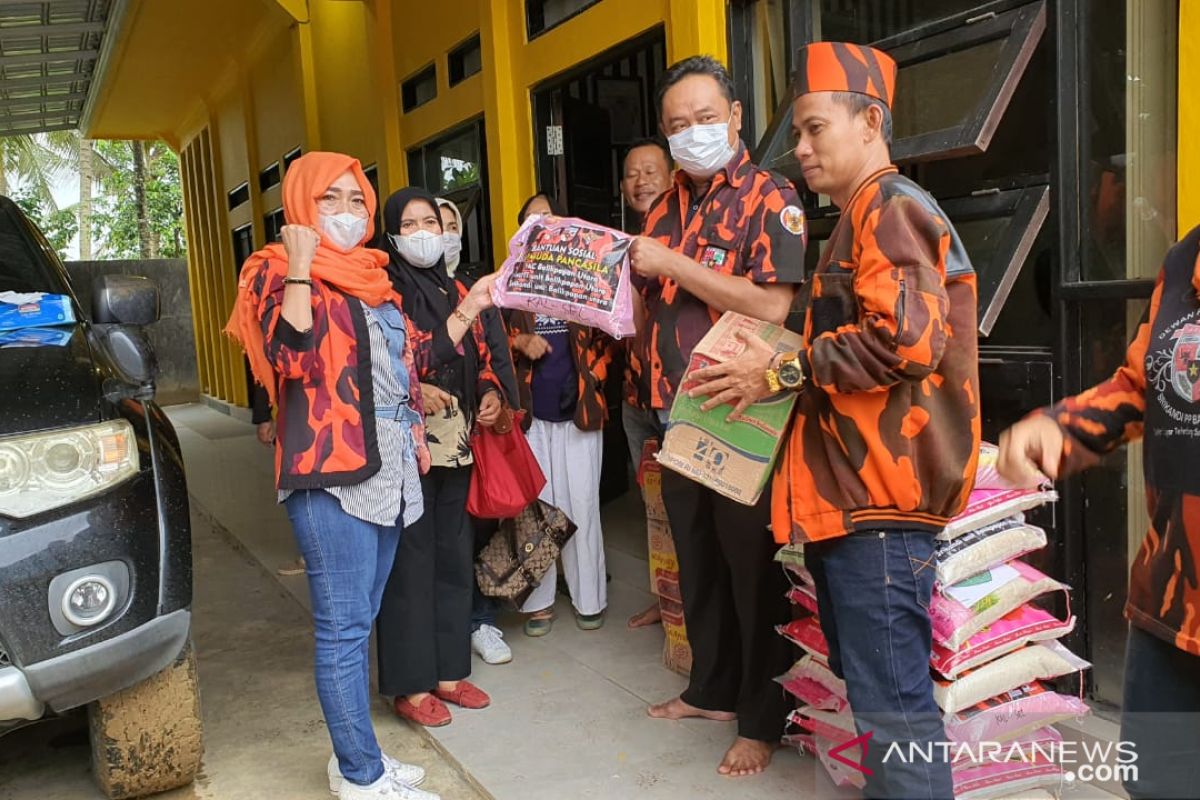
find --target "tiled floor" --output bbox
[167,403,816,799]
[166,403,1125,800]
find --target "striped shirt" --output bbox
[280,301,423,528]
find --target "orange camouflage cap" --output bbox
[793,42,897,109]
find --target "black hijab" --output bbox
[383,186,481,415]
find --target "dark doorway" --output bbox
[530,29,668,505]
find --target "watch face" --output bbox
[779,362,803,385]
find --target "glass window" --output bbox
[755,1,1046,180]
[409,126,482,195]
[0,200,70,295]
[526,0,601,39]
[231,224,254,273]
[227,182,249,211]
[1079,2,1177,282]
[813,0,986,43]
[263,207,284,244]
[258,162,280,192]
[937,183,1049,335]
[401,65,437,113]
[449,34,482,86]
[283,147,303,173]
[407,122,491,277]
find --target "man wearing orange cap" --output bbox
[691,42,979,798]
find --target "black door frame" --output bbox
[734,0,1168,706]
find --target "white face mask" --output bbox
[389,229,445,269]
[442,232,463,275]
[320,212,369,252]
[668,119,736,179]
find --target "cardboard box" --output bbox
[640,440,692,675]
[658,312,804,505]
[659,596,693,676]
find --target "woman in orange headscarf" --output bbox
[227,152,493,800]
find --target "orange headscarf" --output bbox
[224,151,393,404]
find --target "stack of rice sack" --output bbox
[638,440,692,676]
[773,444,1091,799]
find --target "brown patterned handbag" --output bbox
[474,499,576,608]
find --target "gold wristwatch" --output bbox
[765,351,805,392]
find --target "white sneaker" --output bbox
[329,754,427,794]
[470,624,513,665]
[337,773,440,800]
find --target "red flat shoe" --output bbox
[434,680,491,709]
[394,694,452,727]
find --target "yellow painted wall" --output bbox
[215,91,253,231]
[308,0,383,166]
[250,26,305,174]
[1179,0,1199,232]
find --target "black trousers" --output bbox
[377,465,474,697]
[660,469,794,742]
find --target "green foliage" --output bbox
[90,140,186,259]
[12,185,77,259]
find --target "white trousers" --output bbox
[520,419,607,616]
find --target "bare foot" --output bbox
[436,681,459,693]
[647,696,735,722]
[627,603,663,628]
[717,737,776,777]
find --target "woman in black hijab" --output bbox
[376,187,501,728]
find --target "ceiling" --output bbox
[0,0,113,136]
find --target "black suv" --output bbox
[0,197,202,798]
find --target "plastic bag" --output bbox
[777,616,829,659]
[933,640,1091,714]
[953,758,1064,800]
[775,660,848,711]
[940,488,1058,541]
[786,583,820,615]
[974,441,1051,491]
[945,681,1090,743]
[936,519,1047,588]
[491,214,635,338]
[465,409,546,519]
[931,560,1068,650]
[931,603,1076,679]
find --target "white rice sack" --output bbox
[931,560,1069,650]
[940,489,1058,541]
[933,640,1091,714]
[936,519,1047,588]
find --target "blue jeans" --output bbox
[285,489,401,787]
[470,516,498,632]
[806,529,952,800]
[622,401,662,470]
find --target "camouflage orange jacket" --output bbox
[772,167,981,544]
[255,265,429,490]
[1043,225,1200,655]
[506,309,613,432]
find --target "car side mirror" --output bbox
[92,274,160,326]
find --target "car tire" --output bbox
[87,639,203,799]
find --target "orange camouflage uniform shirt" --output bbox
[1043,225,1200,655]
[632,143,808,409]
[772,166,982,544]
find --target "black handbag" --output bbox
[474,499,576,608]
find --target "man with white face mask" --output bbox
[629,55,806,778]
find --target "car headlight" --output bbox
[0,420,139,518]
